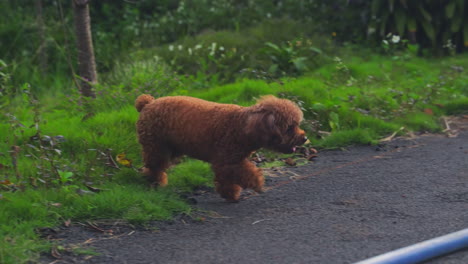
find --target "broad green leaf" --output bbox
[407,17,417,32]
[445,2,456,18]
[371,0,383,16]
[441,30,451,45]
[450,14,463,33]
[464,25,468,47]
[309,47,323,54]
[367,21,377,36]
[268,64,279,74]
[394,8,407,35]
[265,42,280,52]
[457,0,465,10]
[380,13,389,36]
[418,6,432,22]
[291,57,309,72]
[420,20,436,42]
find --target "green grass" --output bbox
[316,129,377,149]
[444,98,468,115]
[0,184,190,263]
[168,160,214,192]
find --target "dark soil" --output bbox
[42,121,468,264]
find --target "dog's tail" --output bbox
[135,94,155,112]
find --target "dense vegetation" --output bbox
[1,1,467,263]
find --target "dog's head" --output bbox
[246,95,308,153]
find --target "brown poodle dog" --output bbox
[135,94,307,202]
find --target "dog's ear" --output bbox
[265,114,275,129]
[246,112,281,143]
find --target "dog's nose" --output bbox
[302,136,308,144]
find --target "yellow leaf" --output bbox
[116,153,132,167]
[0,179,12,185]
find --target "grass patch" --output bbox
[394,113,441,133]
[444,98,468,115]
[168,160,213,192]
[0,184,189,263]
[316,129,377,149]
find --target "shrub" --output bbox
[368,0,468,55]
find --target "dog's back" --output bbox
[136,95,244,161]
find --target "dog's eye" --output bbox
[287,125,295,132]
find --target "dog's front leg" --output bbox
[235,159,264,193]
[212,159,264,202]
[212,163,242,202]
[141,148,170,187]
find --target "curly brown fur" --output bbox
[135,95,307,202]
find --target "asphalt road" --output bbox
[44,129,468,264]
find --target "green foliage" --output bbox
[263,40,323,77]
[154,19,333,84]
[369,0,468,55]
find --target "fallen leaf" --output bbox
[85,184,103,193]
[251,154,263,163]
[116,153,132,167]
[294,146,308,155]
[64,219,71,227]
[423,108,433,115]
[0,179,12,185]
[10,145,20,155]
[284,158,296,166]
[86,221,113,234]
[306,154,318,161]
[83,238,95,244]
[50,246,62,259]
[380,127,405,142]
[76,189,94,196]
[309,148,318,154]
[252,219,272,225]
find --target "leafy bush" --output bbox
[263,40,323,77]
[368,0,468,55]
[154,19,333,84]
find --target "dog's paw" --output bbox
[253,187,265,194]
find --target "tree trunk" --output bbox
[72,0,97,98]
